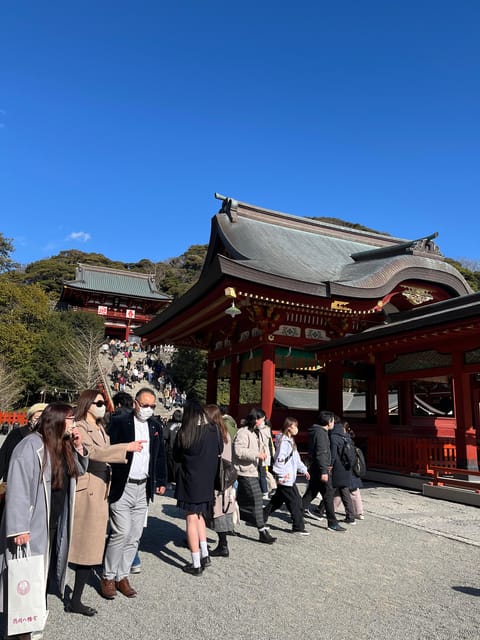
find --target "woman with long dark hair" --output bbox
[0,403,88,640]
[67,389,143,616]
[173,401,220,575]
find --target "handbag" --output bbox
[7,544,49,635]
[214,427,238,493]
[265,469,277,493]
[215,456,238,493]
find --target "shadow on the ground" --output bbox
[452,585,480,597]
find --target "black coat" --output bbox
[173,423,221,504]
[0,425,31,481]
[307,424,331,475]
[330,424,354,489]
[108,410,167,503]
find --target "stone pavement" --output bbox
[10,480,478,640]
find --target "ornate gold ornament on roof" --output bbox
[400,286,434,305]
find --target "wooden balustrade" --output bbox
[0,411,28,426]
[428,466,480,493]
[365,435,458,474]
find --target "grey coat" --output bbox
[0,432,88,611]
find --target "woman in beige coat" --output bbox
[204,405,237,558]
[67,390,144,617]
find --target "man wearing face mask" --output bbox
[101,388,167,600]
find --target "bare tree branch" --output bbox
[58,326,104,393]
[0,359,24,410]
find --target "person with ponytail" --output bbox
[0,403,88,640]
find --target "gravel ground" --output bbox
[5,481,476,640]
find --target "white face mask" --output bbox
[89,404,106,420]
[137,406,154,422]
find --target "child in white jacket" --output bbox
[263,417,310,535]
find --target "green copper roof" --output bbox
[64,264,171,300]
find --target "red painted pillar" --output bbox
[452,352,478,470]
[229,354,240,417]
[261,343,275,420]
[206,358,218,405]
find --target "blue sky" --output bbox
[1,1,479,267]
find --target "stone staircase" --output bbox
[100,349,174,419]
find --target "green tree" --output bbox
[0,276,52,372]
[160,245,208,298]
[446,258,480,292]
[0,233,18,273]
[24,310,105,401]
[169,347,207,400]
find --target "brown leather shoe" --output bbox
[100,578,117,599]
[115,577,137,598]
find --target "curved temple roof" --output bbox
[64,263,171,300]
[137,196,471,342]
[205,196,471,299]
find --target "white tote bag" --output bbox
[7,545,49,636]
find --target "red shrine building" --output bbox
[59,263,171,340]
[137,195,479,474]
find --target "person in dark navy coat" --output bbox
[101,388,167,599]
[330,418,356,525]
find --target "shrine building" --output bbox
[137,194,478,474]
[59,263,171,340]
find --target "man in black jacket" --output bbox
[301,410,346,532]
[101,388,167,599]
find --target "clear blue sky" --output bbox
[1,1,479,267]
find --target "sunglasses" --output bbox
[91,400,106,408]
[136,401,156,410]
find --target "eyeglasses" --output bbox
[136,402,156,410]
[91,400,106,408]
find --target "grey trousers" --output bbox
[103,482,147,581]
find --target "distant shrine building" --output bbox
[138,195,479,474]
[59,264,171,340]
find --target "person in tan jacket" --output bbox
[67,390,144,616]
[233,408,276,544]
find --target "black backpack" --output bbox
[340,437,357,470]
[352,447,367,478]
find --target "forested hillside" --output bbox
[1,224,479,410]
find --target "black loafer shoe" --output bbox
[182,563,204,576]
[201,555,211,568]
[64,602,98,617]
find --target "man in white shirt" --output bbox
[101,388,167,599]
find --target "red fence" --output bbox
[0,411,28,426]
[365,435,457,474]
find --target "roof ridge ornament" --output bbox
[215,192,238,222]
[351,232,441,262]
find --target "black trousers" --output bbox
[265,484,305,532]
[301,472,338,527]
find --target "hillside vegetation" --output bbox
[0,223,479,409]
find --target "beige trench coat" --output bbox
[68,419,129,565]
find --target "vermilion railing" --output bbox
[365,435,457,474]
[428,466,480,493]
[0,411,28,426]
